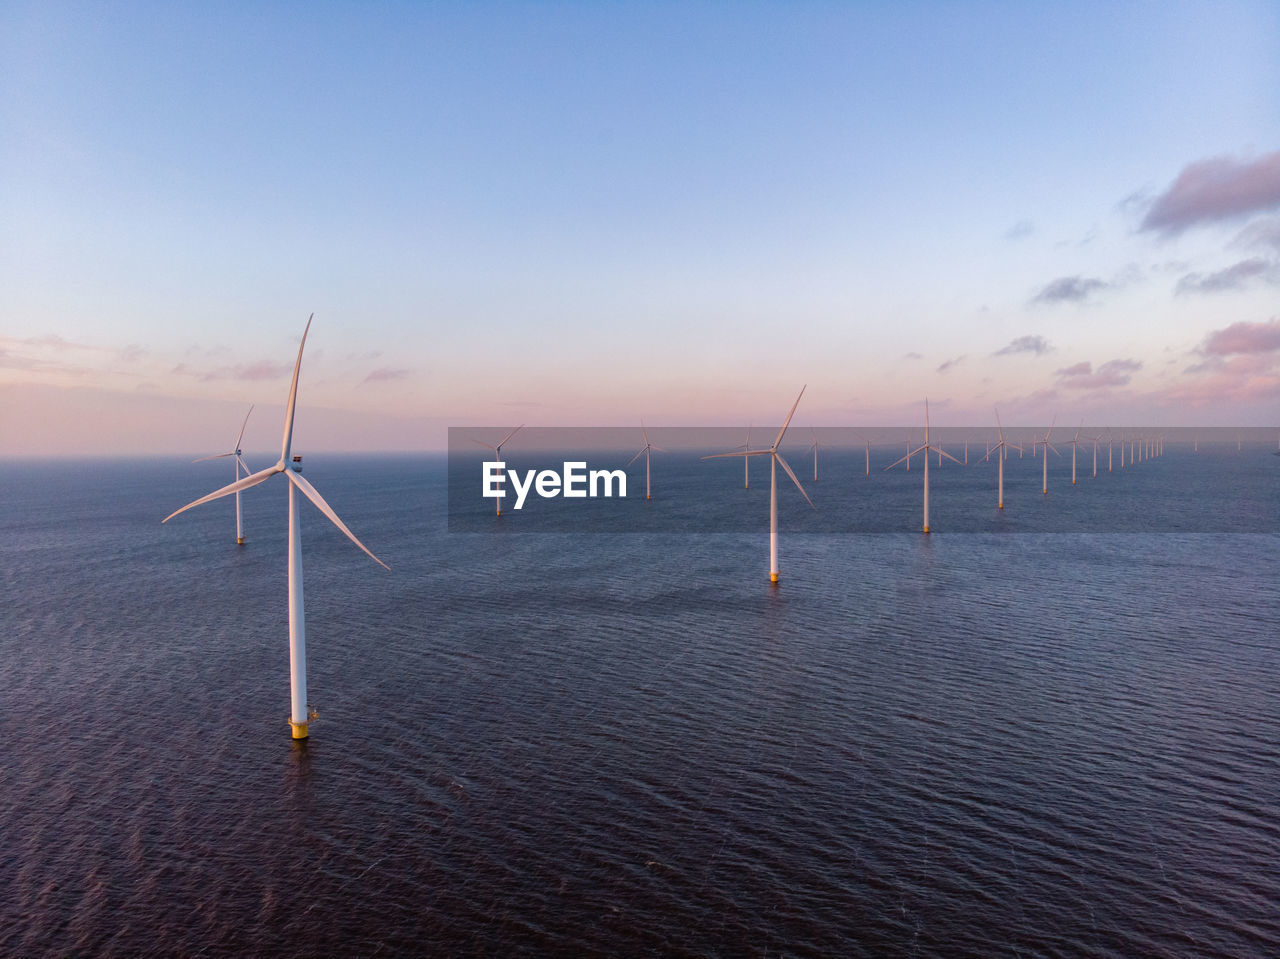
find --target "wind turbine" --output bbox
[853,431,871,476]
[628,422,666,500]
[472,425,524,516]
[163,316,389,740]
[703,386,814,583]
[808,429,822,482]
[1066,422,1084,485]
[983,407,1020,509]
[1039,418,1060,494]
[193,405,255,544]
[885,399,961,533]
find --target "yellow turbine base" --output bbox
[770,571,779,583]
[236,537,244,545]
[923,526,930,534]
[998,503,1004,510]
[290,719,309,740]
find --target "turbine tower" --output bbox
[1039,418,1060,494]
[164,316,389,740]
[703,386,814,583]
[885,399,961,533]
[984,407,1021,509]
[628,422,666,500]
[193,404,255,544]
[472,425,524,516]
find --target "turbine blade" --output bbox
[641,422,649,446]
[628,447,646,466]
[774,453,815,509]
[773,385,806,449]
[650,445,667,453]
[280,314,314,463]
[470,438,499,451]
[995,406,1004,442]
[287,470,390,571]
[235,404,254,451]
[496,424,524,449]
[192,452,235,463]
[237,453,253,477]
[163,465,280,523]
[941,448,964,466]
[702,449,772,460]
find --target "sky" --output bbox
[2,0,1279,456]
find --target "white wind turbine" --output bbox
[473,425,524,516]
[983,407,1021,510]
[163,316,389,740]
[853,431,871,476]
[1065,422,1084,485]
[193,404,255,545]
[1039,418,1060,494]
[703,386,814,583]
[808,429,822,482]
[885,399,961,533]
[628,422,666,500]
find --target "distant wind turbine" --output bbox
[193,404,255,544]
[1039,417,1060,494]
[164,316,389,740]
[703,386,814,583]
[628,422,666,500]
[808,429,822,482]
[472,425,524,516]
[853,431,871,476]
[1065,422,1084,485]
[984,407,1021,510]
[885,399,961,533]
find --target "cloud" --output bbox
[1005,219,1034,240]
[993,335,1052,357]
[1057,361,1092,377]
[174,360,290,382]
[1140,150,1280,235]
[1230,216,1280,253]
[1056,358,1142,389]
[1176,258,1280,295]
[1200,317,1280,356]
[936,355,966,374]
[903,351,923,360]
[1031,275,1107,305]
[361,367,413,384]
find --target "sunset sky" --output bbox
[3,1,1279,455]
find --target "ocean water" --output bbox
[2,451,1279,957]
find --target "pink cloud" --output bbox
[1141,150,1280,235]
[1202,318,1280,355]
[1164,354,1280,406]
[361,367,413,384]
[1176,258,1279,295]
[1031,275,1107,305]
[993,334,1052,357]
[1057,359,1142,389]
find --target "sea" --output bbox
[2,446,1278,957]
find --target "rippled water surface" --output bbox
[3,453,1278,957]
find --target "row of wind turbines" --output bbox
[476,391,1193,587]
[164,317,389,740]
